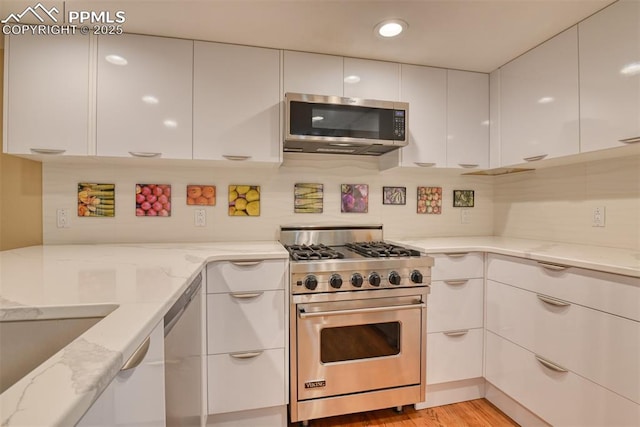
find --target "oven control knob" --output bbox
[388,271,401,286]
[304,275,318,290]
[351,273,364,288]
[368,272,381,287]
[329,274,343,289]
[410,270,424,284]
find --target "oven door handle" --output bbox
[298,302,426,319]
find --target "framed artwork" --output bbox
[229,185,260,216]
[78,183,115,217]
[187,185,216,206]
[135,184,171,217]
[453,190,475,207]
[382,186,406,205]
[341,184,368,213]
[417,186,442,214]
[294,183,323,213]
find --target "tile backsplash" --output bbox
[42,155,494,244]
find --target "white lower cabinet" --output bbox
[426,328,483,385]
[207,349,286,414]
[486,253,640,425]
[486,331,640,427]
[205,259,287,426]
[77,321,165,426]
[418,253,484,409]
[487,279,640,404]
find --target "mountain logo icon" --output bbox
[1,3,60,24]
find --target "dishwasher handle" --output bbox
[164,273,202,337]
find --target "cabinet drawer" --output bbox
[208,349,286,414]
[431,253,484,281]
[486,280,640,404]
[207,291,285,354]
[427,278,483,332]
[487,254,640,321]
[485,331,640,426]
[207,259,286,293]
[426,328,483,385]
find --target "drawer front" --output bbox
[207,259,287,293]
[487,254,640,321]
[426,328,483,385]
[427,278,483,332]
[431,252,484,281]
[208,349,286,414]
[485,331,640,426]
[207,291,285,354]
[486,280,640,403]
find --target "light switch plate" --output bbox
[56,209,70,228]
[194,209,206,227]
[461,208,471,224]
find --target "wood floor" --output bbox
[290,399,519,427]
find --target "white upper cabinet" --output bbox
[4,34,90,156]
[399,64,447,167]
[96,34,193,159]
[343,57,400,101]
[283,51,343,96]
[579,0,640,152]
[500,26,579,166]
[193,42,281,163]
[446,70,489,168]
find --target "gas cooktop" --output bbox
[280,225,433,294]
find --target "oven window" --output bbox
[320,322,400,363]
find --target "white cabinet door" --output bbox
[579,0,640,151]
[193,42,281,163]
[399,64,447,168]
[485,331,640,427]
[500,26,579,166]
[486,280,640,404]
[343,58,400,101]
[427,278,484,333]
[96,34,193,159]
[206,259,287,294]
[208,349,286,414]
[207,291,285,354]
[426,328,483,385]
[77,321,165,426]
[4,34,90,156]
[283,51,344,96]
[446,70,489,169]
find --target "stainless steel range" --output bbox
[280,225,433,426]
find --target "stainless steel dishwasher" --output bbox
[165,272,203,426]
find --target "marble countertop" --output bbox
[1,237,638,426]
[0,242,288,427]
[390,236,640,278]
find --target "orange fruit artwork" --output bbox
[187,185,216,206]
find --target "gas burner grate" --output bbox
[346,241,421,258]
[285,244,345,261]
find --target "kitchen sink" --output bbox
[0,311,113,394]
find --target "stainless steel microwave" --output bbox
[284,93,409,156]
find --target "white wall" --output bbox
[43,155,494,244]
[494,155,640,251]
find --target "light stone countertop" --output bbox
[0,242,288,427]
[1,237,638,426]
[391,236,640,278]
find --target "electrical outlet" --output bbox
[592,206,606,227]
[56,209,70,228]
[461,208,471,224]
[194,209,206,227]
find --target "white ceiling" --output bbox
[2,0,616,72]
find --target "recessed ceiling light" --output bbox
[375,19,408,38]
